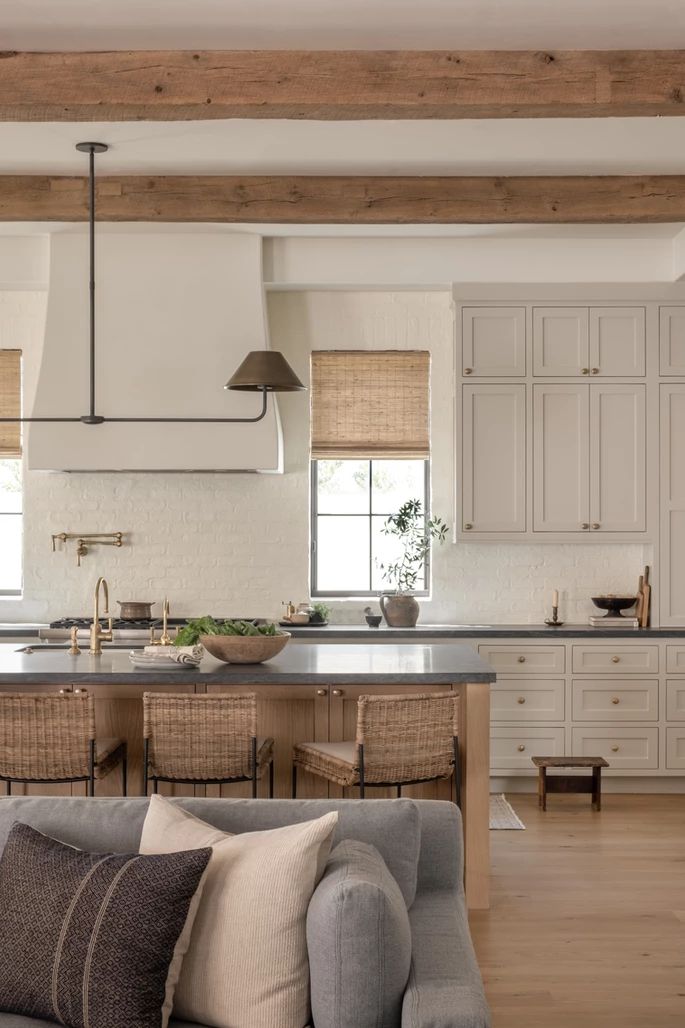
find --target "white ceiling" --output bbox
[3,0,685,49]
[2,118,685,177]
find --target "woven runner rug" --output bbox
[489,793,526,830]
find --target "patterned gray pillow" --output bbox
[0,822,211,1028]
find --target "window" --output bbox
[0,350,22,595]
[311,459,429,596]
[0,459,22,594]
[309,349,432,598]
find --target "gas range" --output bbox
[40,617,259,644]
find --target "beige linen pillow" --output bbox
[139,795,338,1028]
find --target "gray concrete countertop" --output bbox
[0,624,49,638]
[0,641,495,686]
[284,623,685,638]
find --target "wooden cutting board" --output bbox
[640,566,651,628]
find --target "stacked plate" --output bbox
[128,645,203,670]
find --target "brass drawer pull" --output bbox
[591,367,600,375]
[517,655,526,663]
[581,367,590,375]
[73,688,88,696]
[332,689,343,697]
[517,744,526,752]
[517,696,526,704]
[581,522,590,530]
[611,656,620,663]
[316,689,327,697]
[611,745,619,752]
[611,697,620,705]
[464,523,473,530]
[592,523,601,530]
[464,367,473,375]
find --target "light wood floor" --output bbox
[469,794,685,1028]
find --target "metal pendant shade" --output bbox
[226,351,305,392]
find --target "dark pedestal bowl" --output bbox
[591,596,637,618]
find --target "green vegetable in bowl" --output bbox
[175,617,280,646]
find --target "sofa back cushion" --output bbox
[307,839,412,1028]
[0,796,421,907]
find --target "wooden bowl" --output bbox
[199,632,290,664]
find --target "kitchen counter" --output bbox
[284,623,685,638]
[0,641,494,685]
[0,624,49,639]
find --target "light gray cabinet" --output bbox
[461,384,526,533]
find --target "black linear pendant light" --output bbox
[3,142,304,427]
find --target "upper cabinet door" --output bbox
[589,308,646,377]
[533,307,589,376]
[660,384,685,625]
[462,384,526,533]
[462,307,526,377]
[660,307,685,376]
[533,384,590,532]
[590,384,646,533]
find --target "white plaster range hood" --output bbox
[28,232,282,471]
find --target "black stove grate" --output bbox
[49,616,258,630]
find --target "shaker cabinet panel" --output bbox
[533,384,589,532]
[571,680,659,722]
[589,307,646,377]
[589,384,646,532]
[660,385,685,625]
[462,307,526,377]
[571,727,658,770]
[461,384,526,533]
[659,306,685,376]
[533,307,589,376]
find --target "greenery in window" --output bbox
[377,499,448,594]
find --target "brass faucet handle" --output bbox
[68,626,82,656]
[149,626,160,646]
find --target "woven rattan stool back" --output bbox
[356,692,458,785]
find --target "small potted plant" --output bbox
[377,499,448,627]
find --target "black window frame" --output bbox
[310,458,431,599]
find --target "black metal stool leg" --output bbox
[453,735,462,808]
[5,780,10,796]
[269,758,274,799]
[121,743,128,797]
[291,763,297,798]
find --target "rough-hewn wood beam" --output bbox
[1,175,684,223]
[1,50,685,120]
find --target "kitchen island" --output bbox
[0,641,494,908]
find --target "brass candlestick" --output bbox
[544,605,564,627]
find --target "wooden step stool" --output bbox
[532,756,609,811]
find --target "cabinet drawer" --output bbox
[571,645,658,674]
[666,646,685,673]
[666,681,685,720]
[491,727,566,769]
[478,645,565,675]
[666,727,685,769]
[571,680,658,722]
[491,680,565,722]
[571,727,658,770]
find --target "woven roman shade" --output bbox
[310,350,430,459]
[0,350,21,457]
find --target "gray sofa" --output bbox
[0,796,490,1028]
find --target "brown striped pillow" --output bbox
[0,822,211,1028]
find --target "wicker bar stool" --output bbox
[292,692,460,804]
[143,692,275,797]
[0,692,127,797]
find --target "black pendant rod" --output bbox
[0,142,271,426]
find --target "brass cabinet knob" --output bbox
[611,745,619,752]
[73,688,88,696]
[517,696,526,704]
[581,367,590,375]
[464,523,473,530]
[517,655,526,663]
[332,689,343,697]
[611,697,620,704]
[591,367,600,375]
[517,744,526,752]
[464,367,473,375]
[58,687,72,695]
[316,689,327,697]
[612,655,620,663]
[581,523,590,530]
[592,523,600,530]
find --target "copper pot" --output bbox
[116,600,155,620]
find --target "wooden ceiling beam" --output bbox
[1,174,685,223]
[0,50,685,120]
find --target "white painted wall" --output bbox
[0,281,650,625]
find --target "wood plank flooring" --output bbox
[469,794,685,1028]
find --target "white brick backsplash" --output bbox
[1,289,650,624]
